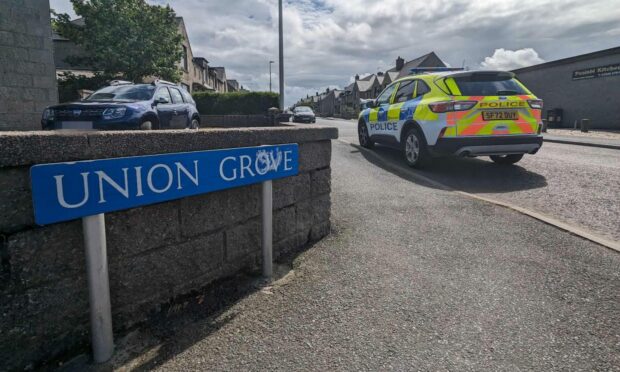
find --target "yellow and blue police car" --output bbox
[358,68,544,167]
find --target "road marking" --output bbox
[338,139,620,253]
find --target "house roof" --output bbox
[355,75,377,92]
[387,51,446,78]
[512,46,620,74]
[211,67,227,82]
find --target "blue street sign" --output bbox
[31,144,299,225]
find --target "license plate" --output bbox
[482,111,518,121]
[60,121,94,130]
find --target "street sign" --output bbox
[30,143,298,363]
[31,144,298,225]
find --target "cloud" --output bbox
[49,0,620,106]
[480,48,545,70]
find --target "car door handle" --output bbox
[173,110,178,115]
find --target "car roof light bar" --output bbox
[409,67,465,75]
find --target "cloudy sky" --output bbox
[50,0,620,106]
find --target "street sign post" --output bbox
[30,144,298,363]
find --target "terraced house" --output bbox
[52,16,234,97]
[300,52,446,118]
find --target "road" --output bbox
[324,117,620,243]
[98,119,620,371]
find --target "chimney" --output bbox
[316,92,319,96]
[377,71,384,76]
[355,74,360,81]
[396,56,405,71]
[326,88,329,93]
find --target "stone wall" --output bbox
[0,125,337,370]
[0,0,58,130]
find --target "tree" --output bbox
[53,0,183,83]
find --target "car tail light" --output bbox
[527,99,543,109]
[428,100,477,113]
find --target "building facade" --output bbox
[297,52,446,118]
[0,0,58,130]
[52,16,232,95]
[513,47,620,130]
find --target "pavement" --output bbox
[543,133,620,150]
[72,118,620,371]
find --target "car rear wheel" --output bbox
[490,154,524,164]
[403,128,429,168]
[358,121,374,149]
[190,117,200,129]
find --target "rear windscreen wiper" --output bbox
[496,90,518,95]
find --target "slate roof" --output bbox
[387,52,446,78]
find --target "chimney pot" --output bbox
[355,74,360,81]
[396,56,405,71]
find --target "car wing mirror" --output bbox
[155,97,169,105]
[367,99,378,108]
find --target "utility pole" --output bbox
[278,0,284,110]
[269,61,274,92]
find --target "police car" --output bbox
[357,68,543,167]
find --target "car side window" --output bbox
[169,88,184,104]
[415,80,431,98]
[181,89,195,105]
[154,87,172,103]
[394,80,415,103]
[377,83,398,105]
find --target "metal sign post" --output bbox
[82,213,114,363]
[261,180,273,278]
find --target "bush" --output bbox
[192,91,279,115]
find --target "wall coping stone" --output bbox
[0,124,338,168]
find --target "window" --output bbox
[180,88,195,105]
[169,87,184,103]
[415,80,431,97]
[394,80,415,103]
[154,87,172,103]
[182,46,188,71]
[451,76,527,96]
[376,83,398,105]
[87,84,155,102]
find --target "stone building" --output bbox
[52,16,232,94]
[513,46,620,130]
[0,0,58,130]
[300,52,446,118]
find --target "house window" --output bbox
[182,46,188,71]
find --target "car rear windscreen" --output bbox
[452,75,528,96]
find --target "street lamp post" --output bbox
[269,61,274,93]
[278,0,284,110]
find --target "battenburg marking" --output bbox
[31,144,298,225]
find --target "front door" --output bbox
[168,87,189,129]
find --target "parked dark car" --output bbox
[292,106,316,123]
[41,80,201,130]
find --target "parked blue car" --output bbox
[42,80,201,130]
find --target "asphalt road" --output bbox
[323,117,620,243]
[102,122,620,371]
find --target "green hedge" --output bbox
[192,91,279,115]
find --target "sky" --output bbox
[49,0,620,107]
